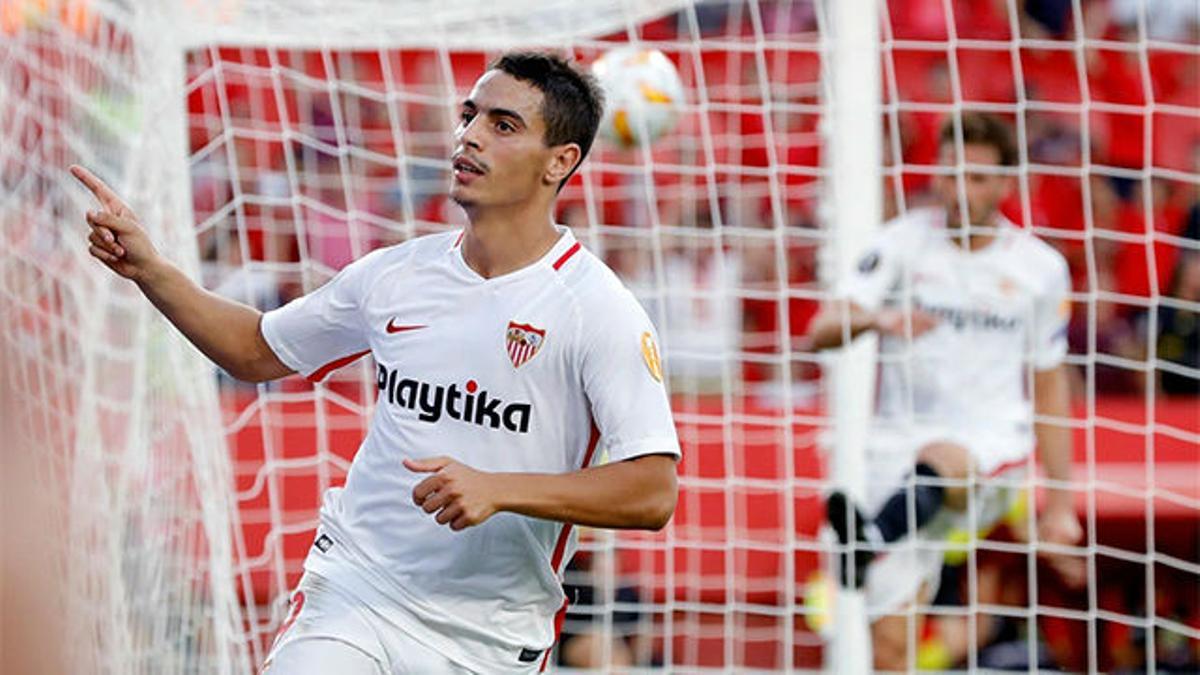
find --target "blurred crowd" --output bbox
[192,0,1198,403]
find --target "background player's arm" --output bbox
[807,232,936,350]
[1033,364,1080,540]
[407,454,677,531]
[73,165,293,383]
[807,300,938,350]
[807,300,880,350]
[1031,252,1081,550]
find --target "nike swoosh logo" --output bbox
[386,318,427,334]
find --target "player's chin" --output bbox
[449,186,478,209]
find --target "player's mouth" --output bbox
[452,155,486,184]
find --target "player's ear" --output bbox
[544,143,581,187]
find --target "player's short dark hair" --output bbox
[939,112,1019,167]
[489,51,605,190]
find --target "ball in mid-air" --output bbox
[591,46,685,149]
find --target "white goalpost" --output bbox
[2,0,1197,673]
[822,0,880,671]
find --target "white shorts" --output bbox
[861,426,1031,616]
[863,424,1030,515]
[261,572,529,675]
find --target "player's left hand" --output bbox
[405,456,499,531]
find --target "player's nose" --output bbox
[455,117,484,152]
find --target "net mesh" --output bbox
[1,2,244,673]
[1,0,1197,672]
[873,4,1199,671]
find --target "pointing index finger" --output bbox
[70,164,129,214]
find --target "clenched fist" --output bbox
[406,457,502,531]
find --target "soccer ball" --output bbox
[591,46,685,149]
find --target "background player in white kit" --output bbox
[807,112,1083,671]
[72,52,680,674]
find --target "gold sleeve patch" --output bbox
[640,331,663,382]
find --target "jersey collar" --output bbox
[936,210,1017,257]
[451,225,579,283]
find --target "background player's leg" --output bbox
[920,555,1006,669]
[560,632,635,668]
[828,440,972,586]
[870,582,932,672]
[872,441,972,543]
[871,613,920,672]
[865,537,943,670]
[264,637,385,675]
[915,442,971,510]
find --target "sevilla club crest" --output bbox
[506,321,546,369]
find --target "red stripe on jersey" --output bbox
[986,454,1030,478]
[548,423,602,574]
[549,535,573,578]
[579,423,601,473]
[551,242,581,271]
[540,598,570,672]
[306,349,370,383]
[541,425,600,669]
[453,229,465,248]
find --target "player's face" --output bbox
[935,142,1011,228]
[450,71,557,210]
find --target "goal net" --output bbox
[1,0,1196,672]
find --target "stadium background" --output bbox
[1,0,1196,671]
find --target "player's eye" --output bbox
[459,110,474,124]
[496,120,515,133]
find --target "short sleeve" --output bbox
[839,229,903,312]
[261,252,380,381]
[1031,253,1071,370]
[580,292,681,463]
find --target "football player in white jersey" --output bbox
[73,52,680,674]
[806,112,1083,671]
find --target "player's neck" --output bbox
[461,205,561,279]
[944,213,999,252]
[947,229,995,252]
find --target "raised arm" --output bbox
[406,454,678,531]
[72,165,292,382]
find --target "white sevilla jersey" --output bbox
[839,208,1070,462]
[261,227,680,673]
